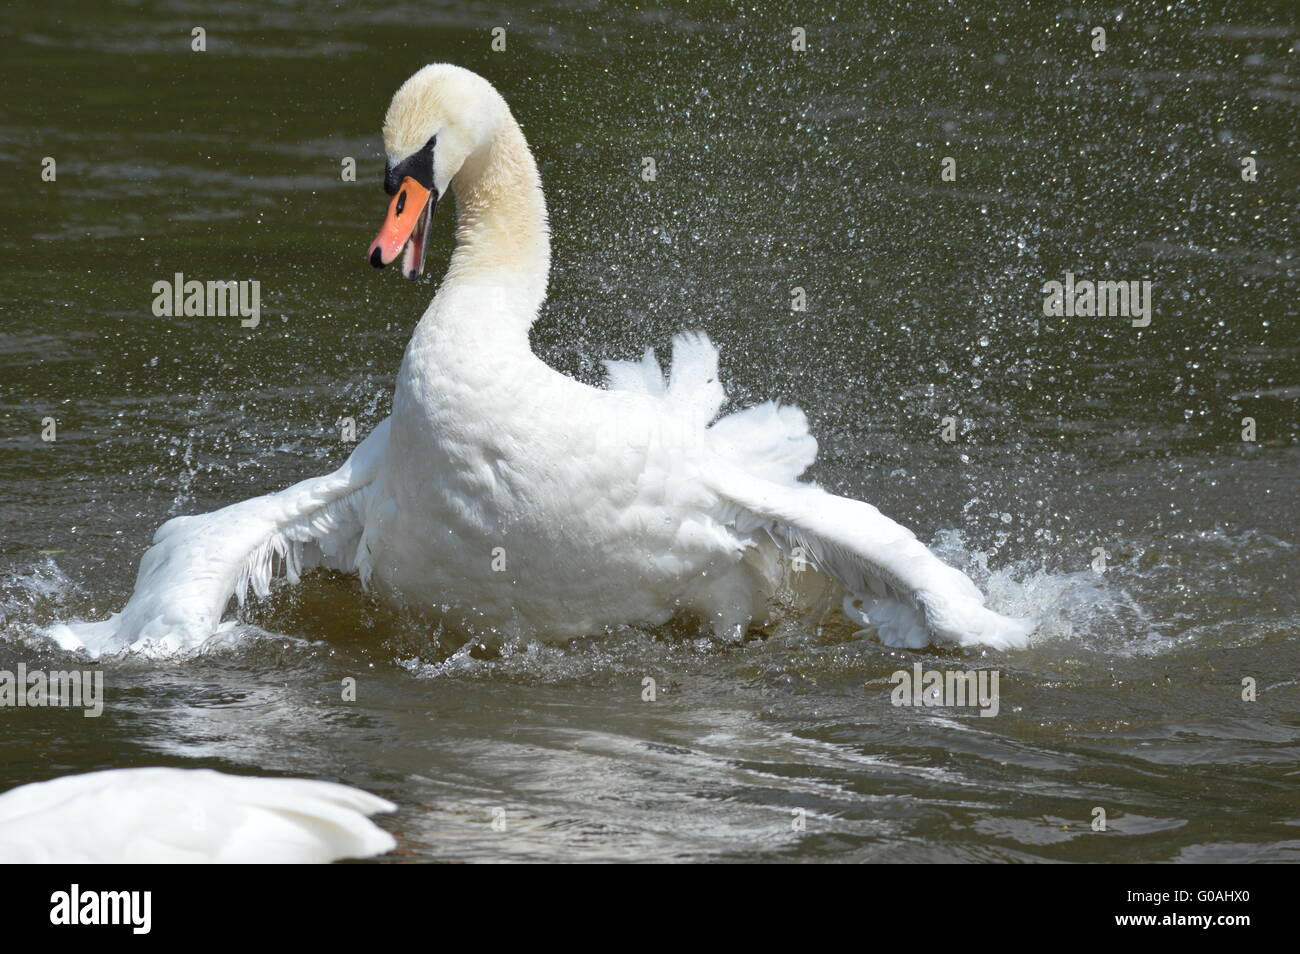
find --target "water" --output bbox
[1,0,1297,862]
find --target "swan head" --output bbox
[367,64,508,280]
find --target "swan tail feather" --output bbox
[709,401,817,485]
[664,331,726,427]
[604,331,726,428]
[709,467,1034,650]
[47,419,391,659]
[602,346,666,397]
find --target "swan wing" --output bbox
[47,419,391,659]
[0,767,395,863]
[707,465,1034,649]
[608,332,1028,648]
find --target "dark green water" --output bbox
[1,0,1297,861]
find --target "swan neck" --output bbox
[442,117,550,320]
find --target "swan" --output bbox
[0,768,395,863]
[48,63,1033,658]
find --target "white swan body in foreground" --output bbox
[0,768,395,863]
[50,64,1032,658]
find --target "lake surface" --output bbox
[1,0,1296,862]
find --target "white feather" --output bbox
[706,466,1034,649]
[709,401,817,485]
[0,768,396,863]
[49,420,389,658]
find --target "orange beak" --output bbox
[368,176,435,280]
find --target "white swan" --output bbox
[0,768,395,863]
[49,64,1032,658]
